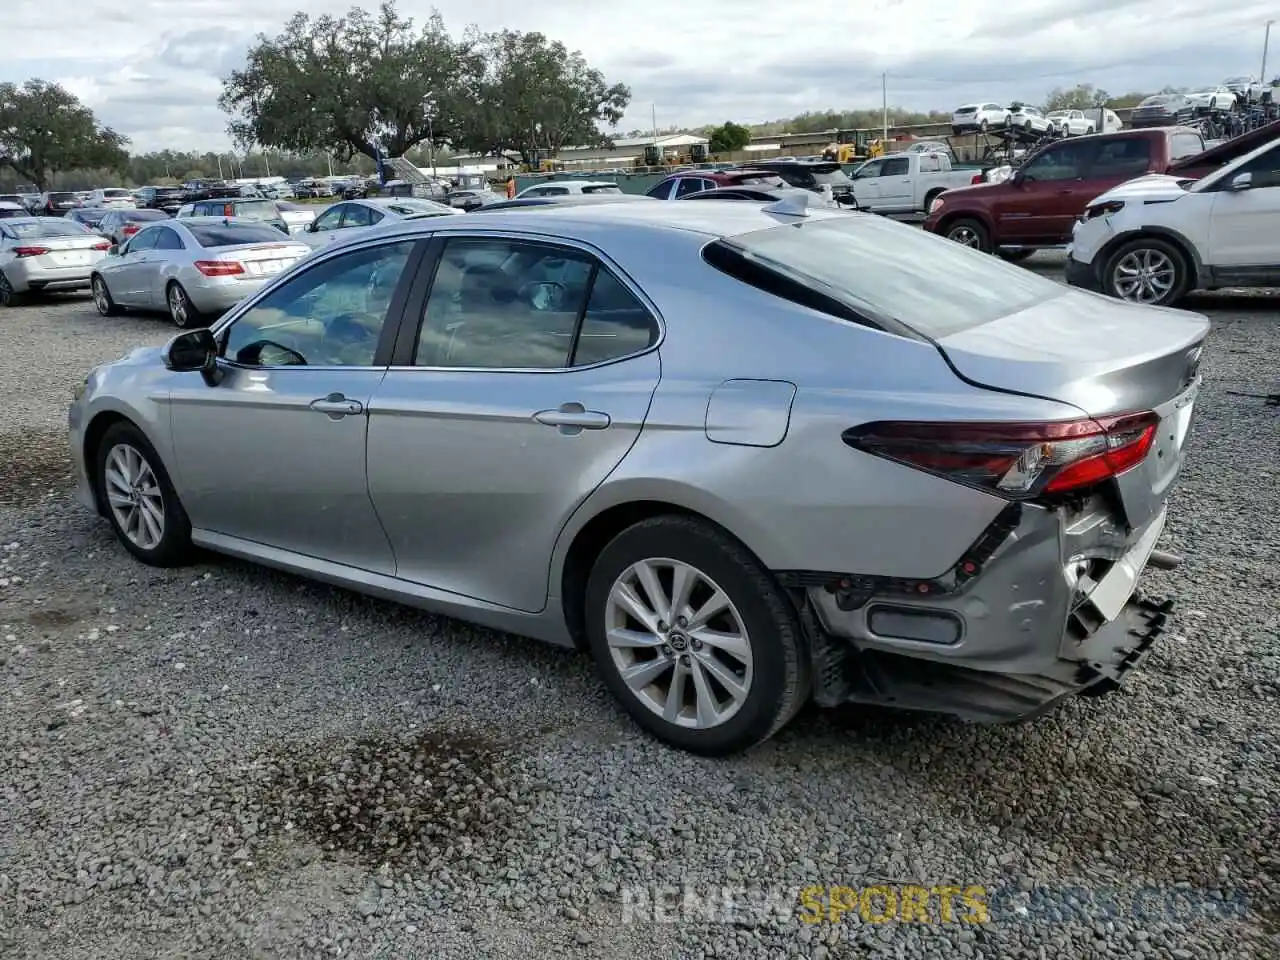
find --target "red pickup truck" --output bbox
[923,120,1280,255]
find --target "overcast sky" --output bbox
[4,0,1278,153]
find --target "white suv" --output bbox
[1046,110,1096,137]
[1066,136,1280,306]
[1007,104,1050,135]
[86,188,136,210]
[951,103,1009,135]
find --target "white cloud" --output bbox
[3,0,1277,153]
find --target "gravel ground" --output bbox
[1,261,1278,960]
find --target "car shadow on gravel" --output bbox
[0,428,73,507]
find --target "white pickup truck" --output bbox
[849,152,979,214]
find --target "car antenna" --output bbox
[761,192,812,217]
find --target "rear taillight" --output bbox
[193,260,245,277]
[970,173,983,184]
[91,241,110,251]
[842,412,1159,499]
[13,246,49,257]
[122,224,139,236]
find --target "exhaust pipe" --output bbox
[1147,549,1183,571]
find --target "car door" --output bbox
[166,237,427,573]
[851,158,884,208]
[110,226,161,304]
[875,156,912,211]
[141,225,186,308]
[993,139,1095,242]
[1205,144,1280,280]
[303,203,348,248]
[365,233,662,612]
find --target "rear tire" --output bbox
[1102,237,1189,307]
[943,217,991,253]
[92,275,122,316]
[94,421,194,567]
[924,189,945,212]
[997,249,1035,263]
[0,272,25,308]
[584,516,811,756]
[166,282,203,329]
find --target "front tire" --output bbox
[0,272,25,308]
[1102,237,1189,307]
[166,282,203,328]
[94,421,194,567]
[997,249,1035,263]
[92,275,122,316]
[944,217,991,252]
[584,516,811,756]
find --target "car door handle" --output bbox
[310,393,363,417]
[534,403,611,431]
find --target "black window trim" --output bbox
[210,235,434,371]
[387,231,664,372]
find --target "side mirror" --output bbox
[1229,172,1253,191]
[163,328,221,386]
[307,220,318,232]
[1009,169,1026,186]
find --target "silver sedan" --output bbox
[90,217,311,327]
[299,196,460,249]
[68,202,1207,754]
[0,216,110,306]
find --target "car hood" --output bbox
[1091,174,1193,206]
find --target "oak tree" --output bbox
[455,30,631,165]
[707,121,751,154]
[0,80,129,191]
[218,1,475,163]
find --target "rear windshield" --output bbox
[49,193,77,201]
[187,222,291,247]
[74,209,110,222]
[6,220,92,238]
[581,184,622,194]
[124,209,168,222]
[702,215,1064,339]
[732,175,785,187]
[102,189,131,198]
[1140,96,1173,107]
[228,200,280,221]
[382,198,453,216]
[154,187,185,197]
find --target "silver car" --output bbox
[68,203,1207,754]
[90,217,311,327]
[299,197,459,249]
[0,217,110,306]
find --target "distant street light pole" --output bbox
[424,97,437,177]
[881,73,888,140]
[1263,20,1276,86]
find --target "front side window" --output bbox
[127,227,160,252]
[222,240,417,368]
[854,160,883,179]
[645,180,676,199]
[311,206,345,231]
[881,158,909,176]
[1233,143,1280,188]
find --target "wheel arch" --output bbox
[557,494,785,653]
[934,209,995,242]
[1098,226,1205,287]
[81,407,169,517]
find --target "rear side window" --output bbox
[186,223,294,247]
[1090,138,1152,177]
[1169,132,1205,161]
[701,215,1064,339]
[582,184,621,194]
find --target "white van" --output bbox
[1084,107,1124,133]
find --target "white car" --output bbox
[1222,76,1263,103]
[1046,110,1096,137]
[86,188,138,210]
[951,103,1010,134]
[1066,134,1280,306]
[1185,86,1237,111]
[515,180,623,199]
[275,201,317,234]
[0,216,110,306]
[1007,104,1051,135]
[298,197,460,249]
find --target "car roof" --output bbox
[372,195,850,241]
[0,201,23,209]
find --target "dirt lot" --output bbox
[1,259,1277,960]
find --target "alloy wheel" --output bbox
[92,277,111,315]
[104,443,166,550]
[1112,248,1176,304]
[603,557,754,730]
[948,225,982,248]
[0,274,13,307]
[168,285,190,327]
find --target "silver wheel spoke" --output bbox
[105,443,165,551]
[603,557,755,731]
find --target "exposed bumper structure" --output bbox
[782,499,1179,723]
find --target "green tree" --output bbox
[707,121,751,153]
[453,29,630,165]
[1042,84,1112,111]
[0,79,129,190]
[218,1,474,164]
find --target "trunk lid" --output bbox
[24,233,109,268]
[936,290,1208,528]
[211,241,310,279]
[935,289,1208,419]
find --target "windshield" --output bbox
[382,199,453,216]
[187,222,293,247]
[705,214,1064,338]
[811,168,853,185]
[1140,96,1173,107]
[7,219,93,238]
[102,189,131,199]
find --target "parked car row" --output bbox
[923,118,1280,304]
